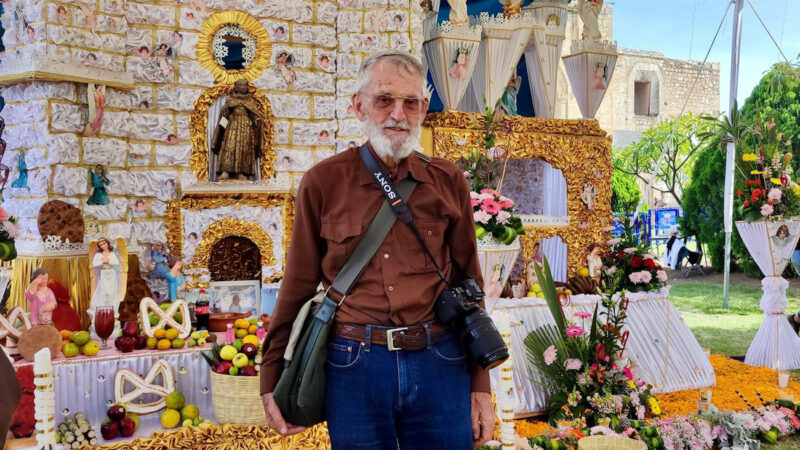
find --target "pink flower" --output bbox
[471,197,479,207]
[638,270,652,283]
[480,199,503,215]
[767,121,776,130]
[761,203,774,216]
[768,188,782,202]
[607,238,621,246]
[473,210,492,224]
[656,270,668,282]
[623,367,634,380]
[565,325,585,338]
[480,188,498,196]
[606,265,618,274]
[498,195,514,209]
[623,247,638,254]
[543,345,557,365]
[564,358,582,370]
[574,312,591,319]
[643,253,655,260]
[602,225,616,232]
[0,207,8,222]
[496,210,511,224]
[628,272,642,284]
[2,221,20,239]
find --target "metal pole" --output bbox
[723,0,744,309]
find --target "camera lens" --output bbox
[461,310,508,370]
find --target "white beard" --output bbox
[364,116,421,162]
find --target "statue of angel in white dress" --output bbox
[88,237,128,339]
[446,0,468,24]
[578,0,603,42]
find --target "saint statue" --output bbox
[499,75,522,116]
[88,237,128,339]
[210,79,264,181]
[446,0,468,24]
[578,0,603,42]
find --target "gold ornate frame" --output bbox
[164,193,294,286]
[423,111,613,278]
[190,83,276,181]
[196,11,272,84]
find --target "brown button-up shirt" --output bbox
[260,145,489,395]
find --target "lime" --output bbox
[69,331,90,347]
[149,313,159,326]
[171,338,185,349]
[232,340,243,351]
[63,343,79,358]
[228,366,239,376]
[165,391,185,410]
[180,404,199,422]
[192,417,203,426]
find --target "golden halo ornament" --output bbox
[196,11,271,84]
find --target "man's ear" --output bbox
[351,93,366,121]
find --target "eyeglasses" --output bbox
[362,93,427,116]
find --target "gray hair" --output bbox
[355,51,428,97]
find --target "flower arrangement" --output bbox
[602,215,667,293]
[0,205,19,261]
[463,107,525,245]
[523,258,659,431]
[736,119,800,222]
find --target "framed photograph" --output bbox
[208,280,261,317]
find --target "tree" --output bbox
[610,168,640,213]
[614,113,714,205]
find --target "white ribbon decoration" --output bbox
[0,306,33,356]
[139,297,191,339]
[113,358,176,415]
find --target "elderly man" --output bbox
[260,50,493,448]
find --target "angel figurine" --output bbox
[578,0,603,42]
[88,237,128,339]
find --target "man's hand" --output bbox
[471,391,494,446]
[261,393,307,436]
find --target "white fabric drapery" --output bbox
[423,23,482,111]
[542,163,567,217]
[561,51,617,119]
[539,236,566,283]
[489,289,715,415]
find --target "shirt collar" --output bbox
[357,143,433,186]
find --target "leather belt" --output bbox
[333,322,445,351]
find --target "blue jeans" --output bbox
[324,329,473,450]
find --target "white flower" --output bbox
[761,203,774,216]
[623,247,638,254]
[543,345,557,365]
[496,210,511,224]
[478,193,494,201]
[768,188,782,202]
[606,266,618,274]
[2,221,20,239]
[656,270,668,282]
[473,210,492,224]
[607,238,621,246]
[469,191,479,199]
[643,253,655,260]
[564,358,582,370]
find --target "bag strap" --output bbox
[328,145,420,299]
[358,145,451,289]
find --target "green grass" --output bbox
[670,282,800,315]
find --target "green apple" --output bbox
[183,419,193,427]
[232,353,248,368]
[197,338,206,346]
[228,366,239,376]
[192,416,203,426]
[191,331,202,340]
[187,339,196,347]
[232,340,243,351]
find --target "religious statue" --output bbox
[581,183,596,210]
[10,154,27,189]
[593,62,608,90]
[578,0,603,42]
[586,243,603,280]
[446,0,468,24]
[146,242,171,280]
[448,47,469,79]
[87,164,110,205]
[165,256,186,301]
[25,268,57,325]
[210,79,265,181]
[88,237,128,338]
[499,74,522,116]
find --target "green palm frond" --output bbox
[533,256,565,334]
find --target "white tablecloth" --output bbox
[489,288,715,415]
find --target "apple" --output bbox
[239,365,257,376]
[119,418,136,437]
[117,337,136,353]
[101,420,119,440]
[122,321,139,337]
[241,343,257,359]
[107,404,127,422]
[134,335,147,350]
[114,336,124,350]
[232,353,249,368]
[216,361,233,374]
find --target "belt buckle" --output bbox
[385,327,408,351]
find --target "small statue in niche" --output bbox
[420,0,433,13]
[25,268,57,325]
[87,164,110,205]
[165,256,186,301]
[210,79,265,181]
[146,242,171,280]
[446,0,468,24]
[581,182,596,211]
[499,74,522,116]
[88,237,127,337]
[578,0,603,42]
[10,154,27,189]
[586,243,603,280]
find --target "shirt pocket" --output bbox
[409,219,449,272]
[320,221,364,271]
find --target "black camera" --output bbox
[435,278,509,370]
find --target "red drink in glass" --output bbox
[95,307,115,350]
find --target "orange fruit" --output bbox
[165,328,179,340]
[234,319,249,330]
[60,329,72,340]
[235,328,248,339]
[248,325,257,335]
[157,339,172,351]
[146,337,158,350]
[154,329,166,339]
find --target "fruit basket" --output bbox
[209,370,266,426]
[208,312,251,332]
[578,436,646,450]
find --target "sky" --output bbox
[611,0,800,113]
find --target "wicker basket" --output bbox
[209,370,267,426]
[578,436,647,450]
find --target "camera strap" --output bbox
[359,144,451,288]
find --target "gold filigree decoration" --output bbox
[191,218,276,270]
[164,194,294,284]
[189,83,275,181]
[196,11,272,84]
[426,111,612,278]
